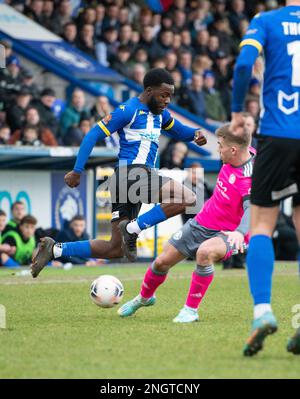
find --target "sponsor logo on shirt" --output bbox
[229,174,236,184]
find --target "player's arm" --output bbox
[222,198,250,253]
[231,14,265,132]
[65,105,132,188]
[162,113,207,146]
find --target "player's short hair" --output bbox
[0,210,6,217]
[71,215,85,223]
[143,68,174,89]
[216,123,251,148]
[11,201,24,211]
[20,215,37,226]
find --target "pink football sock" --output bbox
[140,267,167,299]
[185,271,214,309]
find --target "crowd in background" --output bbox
[0,0,279,148]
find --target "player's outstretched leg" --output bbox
[243,312,278,357]
[287,327,300,355]
[31,237,55,278]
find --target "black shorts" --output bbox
[251,136,300,207]
[108,164,170,222]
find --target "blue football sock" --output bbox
[246,235,275,305]
[136,204,167,230]
[3,257,20,267]
[61,241,91,258]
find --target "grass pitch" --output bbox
[0,262,299,379]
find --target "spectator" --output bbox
[0,210,16,260]
[15,125,42,146]
[0,124,11,145]
[129,47,150,72]
[77,24,96,59]
[180,29,194,56]
[173,9,188,33]
[6,87,32,132]
[118,6,131,26]
[3,201,26,236]
[229,0,247,38]
[164,51,178,74]
[94,4,105,40]
[41,0,61,33]
[96,26,119,66]
[110,45,132,77]
[182,162,213,224]
[213,50,233,119]
[1,215,37,267]
[77,7,96,29]
[62,22,78,47]
[0,55,23,105]
[0,39,13,64]
[31,88,59,136]
[170,70,188,106]
[203,70,227,123]
[119,24,134,48]
[178,50,193,85]
[56,215,97,265]
[245,98,260,122]
[102,2,120,32]
[207,35,220,64]
[24,0,44,25]
[63,116,92,146]
[244,112,257,149]
[209,14,235,57]
[20,69,40,99]
[90,96,112,122]
[131,63,146,86]
[156,30,174,59]
[139,25,161,63]
[9,107,58,146]
[248,78,261,101]
[160,142,188,169]
[60,89,89,137]
[193,29,210,56]
[53,0,73,35]
[185,74,207,119]
[172,33,182,52]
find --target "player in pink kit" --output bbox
[118,124,254,322]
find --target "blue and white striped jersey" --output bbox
[97,97,175,167]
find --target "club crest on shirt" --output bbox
[229,174,236,184]
[102,114,112,125]
[173,230,183,240]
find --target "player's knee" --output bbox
[154,255,171,273]
[196,247,213,265]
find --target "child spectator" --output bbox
[1,215,37,267]
[3,201,26,235]
[0,124,11,144]
[0,210,16,260]
[56,215,97,266]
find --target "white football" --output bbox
[90,275,124,308]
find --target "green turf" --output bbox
[0,262,299,379]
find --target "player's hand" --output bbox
[194,129,207,146]
[0,244,16,255]
[64,171,81,188]
[230,112,245,135]
[221,230,245,253]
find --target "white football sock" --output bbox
[254,304,272,319]
[53,243,63,258]
[126,220,141,234]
